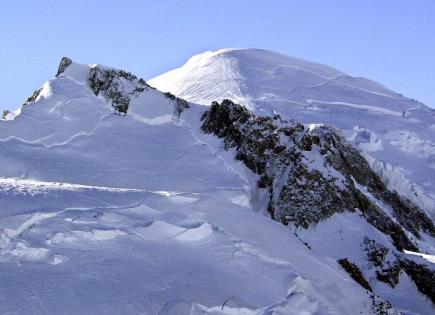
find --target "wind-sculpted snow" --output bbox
[0,56,433,314]
[0,178,389,314]
[150,48,435,220]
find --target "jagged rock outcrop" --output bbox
[21,58,191,119]
[56,57,72,77]
[87,65,189,116]
[201,99,434,252]
[369,295,398,315]
[164,91,189,117]
[336,258,401,314]
[89,66,149,114]
[338,258,373,291]
[23,87,42,106]
[2,110,11,120]
[325,134,434,239]
[363,237,435,303]
[363,237,401,288]
[201,99,435,305]
[399,258,435,303]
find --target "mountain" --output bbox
[150,48,435,221]
[0,54,434,314]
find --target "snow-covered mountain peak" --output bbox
[1,54,435,314]
[150,48,435,222]
[149,48,399,108]
[55,56,91,84]
[182,48,247,67]
[168,48,346,80]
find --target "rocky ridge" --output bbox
[200,99,435,302]
[200,100,434,249]
[56,56,189,116]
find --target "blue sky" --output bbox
[1,0,435,111]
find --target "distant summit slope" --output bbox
[149,48,397,108]
[149,48,435,219]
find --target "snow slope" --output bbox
[0,57,433,314]
[0,59,384,315]
[150,48,435,219]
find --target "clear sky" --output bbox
[1,0,435,111]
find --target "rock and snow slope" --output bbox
[0,56,434,314]
[150,48,435,220]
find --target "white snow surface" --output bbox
[150,48,435,219]
[404,250,435,264]
[1,57,433,314]
[0,60,382,315]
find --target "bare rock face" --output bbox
[89,66,149,114]
[201,99,434,252]
[22,87,43,106]
[363,237,402,288]
[201,99,435,303]
[362,237,435,303]
[163,92,189,117]
[399,258,435,303]
[338,258,373,292]
[87,66,189,117]
[56,57,73,77]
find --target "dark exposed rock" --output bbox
[323,133,435,239]
[300,135,312,151]
[363,237,389,268]
[363,237,435,302]
[86,65,191,117]
[200,99,431,252]
[2,110,11,120]
[23,88,43,106]
[351,190,418,252]
[370,295,398,315]
[376,264,402,288]
[89,66,150,115]
[362,237,401,288]
[164,92,190,117]
[362,237,401,287]
[201,100,351,228]
[399,258,435,303]
[56,57,73,77]
[338,258,372,292]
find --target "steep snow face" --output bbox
[149,48,435,219]
[0,58,394,315]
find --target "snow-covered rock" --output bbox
[150,48,435,220]
[200,100,433,249]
